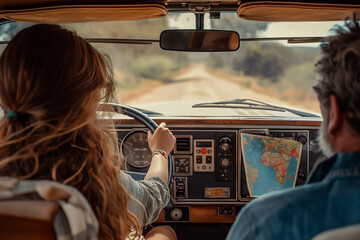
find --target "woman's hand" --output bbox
[146,122,175,183]
[147,122,176,155]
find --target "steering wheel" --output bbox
[110,103,172,184]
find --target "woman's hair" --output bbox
[0,24,140,240]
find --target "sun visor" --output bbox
[0,1,167,23]
[237,1,360,21]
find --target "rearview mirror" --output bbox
[160,30,240,52]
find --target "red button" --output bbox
[201,148,207,154]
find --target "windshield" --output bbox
[0,13,343,117]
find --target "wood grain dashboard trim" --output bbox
[113,119,321,127]
[154,205,237,223]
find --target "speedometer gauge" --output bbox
[121,130,152,168]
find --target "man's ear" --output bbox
[327,95,342,138]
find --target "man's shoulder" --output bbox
[227,153,360,240]
[232,178,360,239]
[239,181,332,233]
[226,183,330,240]
[245,181,324,216]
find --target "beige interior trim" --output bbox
[237,1,360,21]
[0,200,59,221]
[0,4,168,23]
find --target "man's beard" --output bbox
[317,119,335,158]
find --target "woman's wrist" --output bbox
[152,149,169,159]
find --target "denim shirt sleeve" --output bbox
[226,204,256,240]
[119,171,170,226]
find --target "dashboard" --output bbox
[115,119,323,229]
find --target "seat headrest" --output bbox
[0,177,99,240]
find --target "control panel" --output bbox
[194,139,214,172]
[172,130,237,203]
[116,126,319,205]
[173,156,192,176]
[174,177,188,199]
[217,137,235,181]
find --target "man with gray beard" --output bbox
[226,14,360,240]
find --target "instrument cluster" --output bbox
[117,125,322,205]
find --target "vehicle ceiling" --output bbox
[0,0,359,23]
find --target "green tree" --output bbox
[233,43,286,82]
[132,55,180,81]
[207,14,269,70]
[69,19,189,88]
[278,61,319,91]
[211,14,268,38]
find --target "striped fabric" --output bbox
[0,177,98,240]
[0,172,170,240]
[120,171,170,226]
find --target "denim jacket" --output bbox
[226,153,360,240]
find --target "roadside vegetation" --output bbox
[68,19,190,88]
[0,15,322,112]
[207,14,321,112]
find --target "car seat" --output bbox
[312,224,360,240]
[0,177,98,240]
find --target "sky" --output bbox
[168,13,343,47]
[263,21,342,47]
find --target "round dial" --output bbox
[220,157,230,167]
[170,208,183,221]
[297,135,307,145]
[221,142,230,151]
[122,130,152,168]
[219,137,232,153]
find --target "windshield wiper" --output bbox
[192,99,319,117]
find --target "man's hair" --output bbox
[314,13,360,135]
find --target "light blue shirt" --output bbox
[226,153,360,240]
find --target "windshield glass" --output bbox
[0,13,343,117]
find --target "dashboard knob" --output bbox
[219,137,232,152]
[297,135,307,145]
[220,143,230,151]
[220,158,230,167]
[170,208,183,221]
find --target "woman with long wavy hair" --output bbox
[0,24,176,240]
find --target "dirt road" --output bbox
[125,64,294,108]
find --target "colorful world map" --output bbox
[241,133,302,197]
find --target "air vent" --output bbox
[175,136,192,154]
